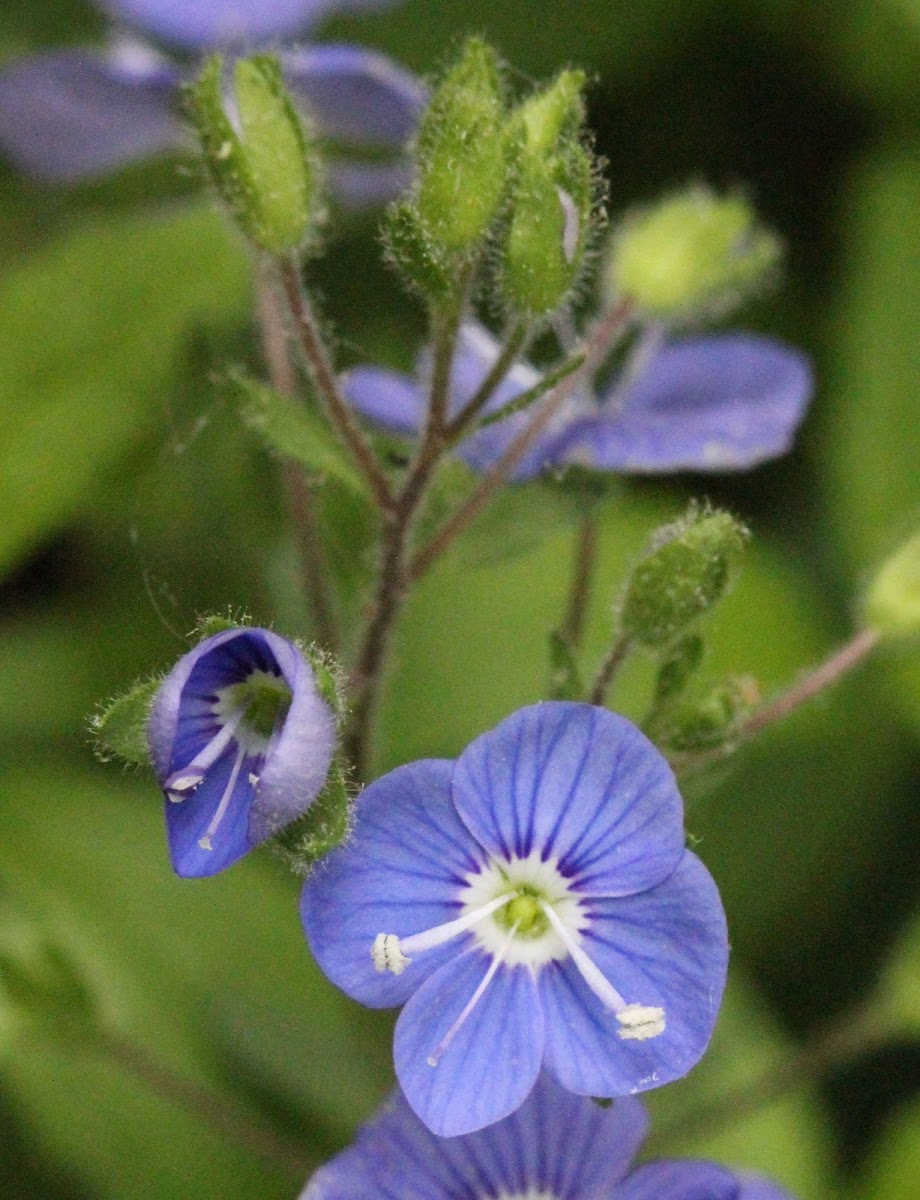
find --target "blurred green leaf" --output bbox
[822,140,920,730]
[0,204,250,578]
[645,973,835,1200]
[853,1099,920,1200]
[879,909,920,1035]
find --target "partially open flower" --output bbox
[148,627,335,877]
[302,702,727,1136]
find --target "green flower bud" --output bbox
[620,506,749,648]
[502,70,597,315]
[657,679,753,753]
[653,633,705,706]
[863,530,920,639]
[415,38,509,254]
[609,186,780,321]
[185,54,320,255]
[381,198,455,302]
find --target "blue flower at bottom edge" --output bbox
[302,702,728,1137]
[0,0,424,206]
[301,1072,792,1200]
[148,627,336,878]
[343,320,813,478]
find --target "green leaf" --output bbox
[234,374,368,497]
[0,205,250,579]
[91,678,161,768]
[853,1100,920,1200]
[880,909,920,1036]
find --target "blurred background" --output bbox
[0,0,918,1196]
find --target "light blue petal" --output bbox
[394,951,544,1136]
[301,1075,648,1199]
[101,0,404,49]
[453,703,685,896]
[341,366,425,436]
[562,333,813,474]
[737,1175,798,1200]
[301,760,485,1008]
[247,629,335,843]
[0,50,179,182]
[616,1161,740,1200]
[281,45,425,146]
[539,852,728,1097]
[165,744,258,876]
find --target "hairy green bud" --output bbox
[415,38,509,254]
[863,530,920,639]
[609,185,780,321]
[381,198,456,302]
[621,506,749,648]
[502,70,596,314]
[656,679,753,752]
[185,54,320,254]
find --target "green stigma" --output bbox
[495,887,550,939]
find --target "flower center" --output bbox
[493,888,549,940]
[214,669,292,753]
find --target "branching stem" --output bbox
[589,632,632,706]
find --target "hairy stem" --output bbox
[562,514,599,651]
[409,298,633,583]
[277,256,394,513]
[255,262,339,651]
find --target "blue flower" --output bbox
[0,0,424,205]
[302,702,727,1136]
[148,627,335,878]
[342,320,813,478]
[301,1071,791,1200]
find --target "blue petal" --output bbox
[247,629,335,843]
[301,1074,648,1199]
[100,0,404,49]
[453,702,686,896]
[737,1175,799,1200]
[281,45,425,147]
[538,852,728,1097]
[560,333,813,474]
[301,760,485,1008]
[165,743,257,876]
[325,158,414,207]
[342,366,425,436]
[616,1161,741,1200]
[394,951,544,1136]
[0,50,180,182]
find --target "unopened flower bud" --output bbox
[185,54,320,255]
[863,531,920,639]
[621,506,749,648]
[609,186,780,321]
[415,38,508,255]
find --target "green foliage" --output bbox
[863,529,920,639]
[853,1099,920,1200]
[619,506,749,648]
[879,909,920,1036]
[0,205,249,580]
[185,56,320,255]
[548,630,584,700]
[91,677,161,768]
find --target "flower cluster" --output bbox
[303,1071,791,1200]
[302,702,728,1135]
[0,0,424,204]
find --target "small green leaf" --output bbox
[233,373,368,497]
[91,678,161,768]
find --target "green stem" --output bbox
[445,318,530,441]
[562,514,599,651]
[588,632,632,706]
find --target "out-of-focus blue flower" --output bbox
[301,1072,791,1200]
[343,319,813,478]
[148,627,335,878]
[302,702,727,1136]
[0,0,424,204]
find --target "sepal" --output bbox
[91,677,162,768]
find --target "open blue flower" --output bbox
[302,702,727,1136]
[301,1071,791,1200]
[0,0,424,205]
[342,320,813,478]
[148,627,335,878]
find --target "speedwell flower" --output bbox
[342,320,813,478]
[0,0,424,205]
[301,1071,791,1200]
[302,702,727,1136]
[148,627,335,878]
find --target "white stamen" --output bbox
[165,708,244,798]
[372,933,410,975]
[371,893,515,975]
[557,187,579,263]
[539,900,630,1012]
[616,1004,666,1041]
[197,743,247,852]
[427,921,520,1067]
[248,772,260,786]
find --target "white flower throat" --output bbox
[372,850,665,1059]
